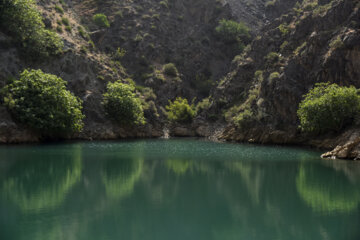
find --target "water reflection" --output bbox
[0,140,359,240]
[1,145,82,212]
[102,157,143,200]
[165,159,192,175]
[296,162,360,214]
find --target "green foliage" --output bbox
[0,0,64,59]
[264,52,280,64]
[269,72,280,82]
[278,23,289,36]
[297,83,360,134]
[2,69,84,135]
[159,0,169,8]
[265,0,277,7]
[163,63,178,77]
[55,5,64,14]
[294,42,307,56]
[215,19,250,44]
[102,81,145,125]
[61,17,70,26]
[166,97,196,123]
[329,36,344,50]
[196,97,212,113]
[93,13,110,28]
[233,109,254,128]
[280,41,289,52]
[78,26,89,39]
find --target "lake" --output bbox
[0,139,359,240]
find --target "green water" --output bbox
[0,139,360,240]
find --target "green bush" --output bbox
[166,97,195,123]
[61,17,70,26]
[234,109,254,128]
[264,52,280,64]
[2,69,84,135]
[55,5,64,14]
[297,83,360,134]
[93,13,110,28]
[102,81,145,125]
[163,63,178,77]
[0,0,64,59]
[215,19,250,44]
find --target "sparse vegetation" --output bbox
[2,69,84,135]
[0,0,63,59]
[329,36,344,50]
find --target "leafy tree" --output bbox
[0,0,63,58]
[2,69,84,135]
[93,13,110,28]
[166,97,195,123]
[163,63,178,77]
[102,80,145,125]
[215,19,250,44]
[297,83,360,134]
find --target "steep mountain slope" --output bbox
[1,0,360,159]
[208,0,360,158]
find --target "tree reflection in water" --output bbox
[2,145,82,212]
[296,162,360,214]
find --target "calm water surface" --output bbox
[0,139,360,240]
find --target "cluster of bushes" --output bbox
[1,69,150,137]
[215,19,250,52]
[2,69,84,135]
[0,0,63,59]
[297,83,360,134]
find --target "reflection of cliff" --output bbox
[296,163,360,213]
[2,145,82,212]
[102,157,143,200]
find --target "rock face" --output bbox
[208,0,360,159]
[0,0,269,143]
[321,131,360,160]
[0,0,360,161]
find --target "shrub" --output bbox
[102,81,145,125]
[55,5,64,14]
[163,63,178,77]
[278,23,289,36]
[215,19,250,44]
[61,17,70,26]
[234,109,254,128]
[264,52,280,64]
[297,83,360,134]
[93,13,110,28]
[78,26,89,39]
[2,69,84,135]
[166,97,195,123]
[329,36,344,50]
[0,0,64,59]
[269,72,280,81]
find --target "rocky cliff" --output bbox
[208,0,360,159]
[0,0,360,159]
